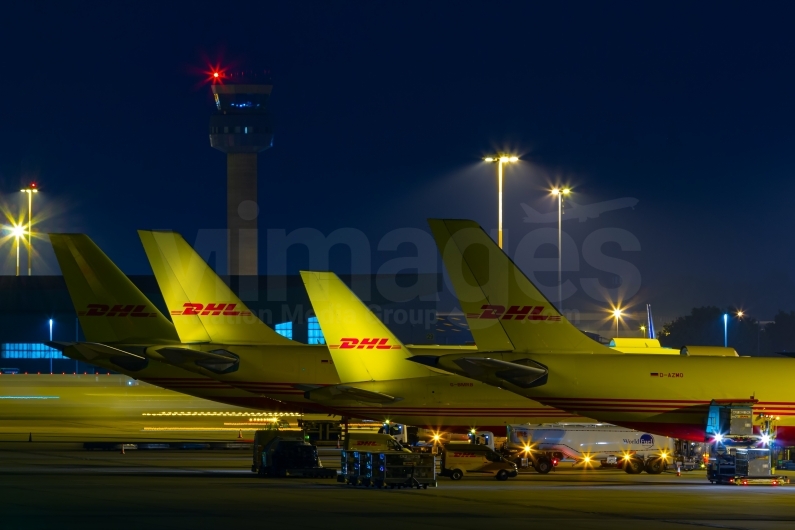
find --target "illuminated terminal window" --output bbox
[307,317,325,345]
[1,343,64,359]
[275,322,293,340]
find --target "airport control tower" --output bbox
[209,71,273,276]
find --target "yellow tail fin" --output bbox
[49,234,179,344]
[300,271,433,382]
[428,219,613,354]
[138,230,293,345]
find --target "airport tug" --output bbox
[706,401,789,486]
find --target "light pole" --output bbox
[723,313,728,347]
[49,318,53,374]
[10,225,24,276]
[551,188,570,310]
[20,184,38,276]
[612,308,623,338]
[483,155,519,249]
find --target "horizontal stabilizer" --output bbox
[69,342,145,361]
[409,354,548,389]
[47,341,149,372]
[304,384,402,404]
[152,347,239,375]
[451,357,548,389]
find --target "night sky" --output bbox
[2,1,795,323]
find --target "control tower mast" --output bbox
[209,71,273,276]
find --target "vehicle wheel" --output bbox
[625,458,644,474]
[496,470,509,481]
[450,469,464,481]
[645,458,664,475]
[535,456,552,474]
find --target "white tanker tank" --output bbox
[506,423,675,475]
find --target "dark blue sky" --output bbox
[2,1,795,321]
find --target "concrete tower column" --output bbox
[227,153,259,276]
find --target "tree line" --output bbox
[658,306,795,357]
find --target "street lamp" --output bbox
[49,318,53,374]
[483,155,519,249]
[640,324,647,337]
[551,187,571,310]
[723,313,728,347]
[612,308,623,338]
[6,224,25,276]
[20,184,39,276]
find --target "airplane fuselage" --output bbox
[136,342,589,431]
[436,352,795,443]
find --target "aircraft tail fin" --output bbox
[49,234,179,344]
[138,230,294,345]
[300,271,433,382]
[428,219,614,354]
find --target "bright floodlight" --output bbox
[485,155,518,163]
[213,72,219,78]
[551,188,560,195]
[714,433,723,443]
[737,310,744,318]
[11,225,24,238]
[562,188,571,194]
[612,308,623,318]
[761,434,770,446]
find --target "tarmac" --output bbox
[1,443,794,530]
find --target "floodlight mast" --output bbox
[483,155,518,249]
[20,184,38,276]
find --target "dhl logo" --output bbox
[78,304,157,318]
[328,338,402,350]
[451,452,478,458]
[466,305,561,321]
[354,441,378,446]
[170,303,252,317]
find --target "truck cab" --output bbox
[441,443,518,481]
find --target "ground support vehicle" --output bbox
[707,448,788,486]
[705,402,789,486]
[252,429,335,478]
[506,423,674,475]
[440,443,518,480]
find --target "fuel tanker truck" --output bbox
[505,423,675,474]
